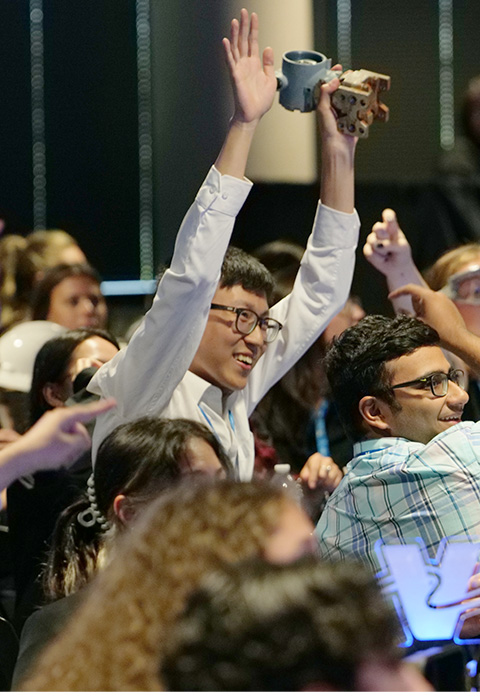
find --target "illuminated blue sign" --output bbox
[375,538,480,646]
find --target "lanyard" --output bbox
[314,400,330,456]
[198,404,235,441]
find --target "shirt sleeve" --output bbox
[244,202,360,415]
[88,166,252,446]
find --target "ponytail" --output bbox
[42,494,109,601]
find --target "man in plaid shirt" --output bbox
[316,285,480,571]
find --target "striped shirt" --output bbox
[315,421,480,571]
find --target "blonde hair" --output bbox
[425,243,480,291]
[22,480,289,691]
[24,229,80,266]
[0,230,84,330]
[0,235,27,328]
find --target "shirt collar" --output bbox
[187,371,223,412]
[186,370,237,415]
[353,422,473,458]
[353,436,412,457]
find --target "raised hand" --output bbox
[316,66,357,213]
[391,284,480,376]
[364,209,426,314]
[316,67,356,149]
[364,209,414,276]
[222,9,277,125]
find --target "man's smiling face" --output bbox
[190,284,269,395]
[376,346,469,443]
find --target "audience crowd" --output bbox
[1,7,480,693]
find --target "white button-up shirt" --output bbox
[89,165,360,480]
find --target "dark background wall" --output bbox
[1,0,480,317]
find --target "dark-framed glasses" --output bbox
[389,368,467,398]
[210,304,283,343]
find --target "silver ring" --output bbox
[325,465,331,473]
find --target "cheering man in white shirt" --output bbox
[89,9,360,482]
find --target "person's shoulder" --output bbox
[13,592,86,689]
[22,592,83,636]
[429,420,480,443]
[418,421,480,463]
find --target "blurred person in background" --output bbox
[0,234,27,331]
[415,74,480,262]
[29,328,119,425]
[251,240,364,516]
[31,263,108,331]
[439,74,480,178]
[0,230,86,331]
[0,321,65,620]
[0,321,65,438]
[21,479,314,691]
[161,557,430,692]
[7,328,119,630]
[12,416,232,687]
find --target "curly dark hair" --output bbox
[325,315,440,440]
[161,556,401,691]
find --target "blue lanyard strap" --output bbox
[198,405,236,442]
[314,400,330,456]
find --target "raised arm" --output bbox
[246,74,361,413]
[215,9,277,179]
[390,283,480,374]
[317,72,357,213]
[364,209,427,314]
[89,10,276,455]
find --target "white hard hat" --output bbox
[0,321,65,392]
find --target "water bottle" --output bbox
[270,463,303,504]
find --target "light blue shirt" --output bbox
[316,421,480,571]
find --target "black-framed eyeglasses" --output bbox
[389,368,467,398]
[210,304,283,343]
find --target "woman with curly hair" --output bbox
[20,480,314,691]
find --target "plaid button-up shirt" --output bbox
[316,421,480,571]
